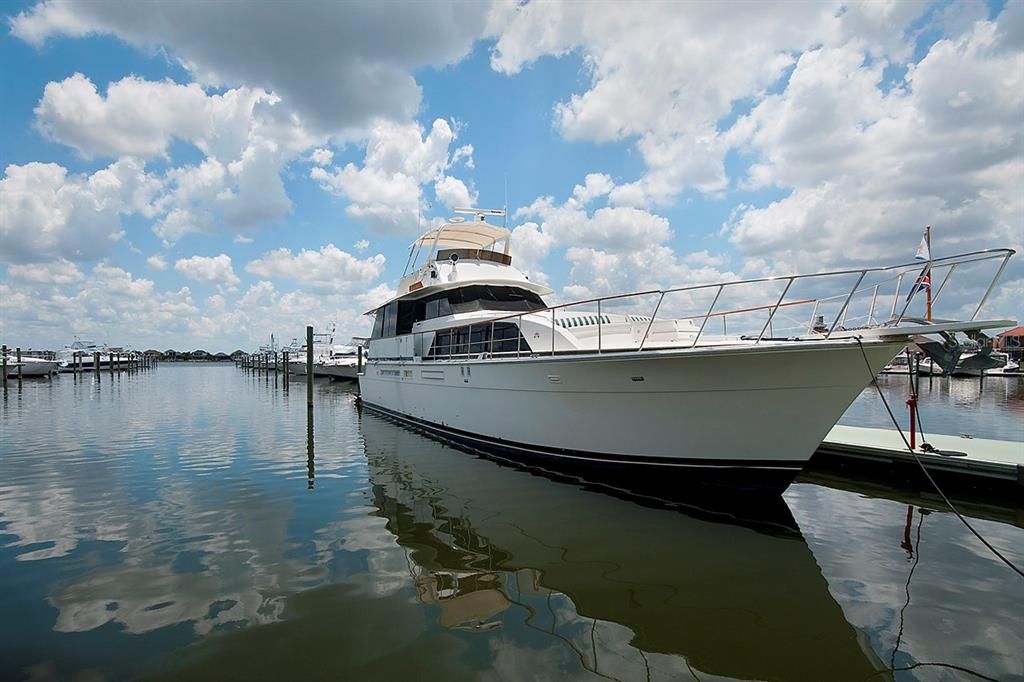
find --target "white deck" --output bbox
[819,425,1023,484]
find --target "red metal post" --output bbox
[906,396,917,450]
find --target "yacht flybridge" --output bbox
[358,207,1016,495]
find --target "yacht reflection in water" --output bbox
[360,411,889,681]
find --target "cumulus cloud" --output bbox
[490,1,939,207]
[0,158,159,264]
[727,16,1024,280]
[309,148,333,167]
[34,73,271,160]
[245,244,386,294]
[26,72,317,245]
[1,262,199,345]
[517,195,671,252]
[174,254,240,289]
[434,175,476,209]
[145,255,167,271]
[9,1,492,134]
[508,221,554,285]
[311,118,464,233]
[7,259,84,285]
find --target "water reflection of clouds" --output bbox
[3,368,1020,680]
[785,483,1024,680]
[0,368,388,644]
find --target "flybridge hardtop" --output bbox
[356,207,1016,495]
[367,207,552,314]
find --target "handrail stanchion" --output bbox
[807,300,820,333]
[758,278,793,343]
[867,284,879,325]
[931,264,957,307]
[639,292,666,350]
[517,315,523,358]
[827,272,866,337]
[490,321,495,357]
[972,252,1012,321]
[890,272,905,319]
[597,300,602,354]
[692,285,724,348]
[895,262,930,323]
[551,309,556,356]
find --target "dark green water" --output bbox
[0,365,1020,681]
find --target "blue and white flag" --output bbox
[914,230,930,261]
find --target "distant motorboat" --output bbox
[950,350,1011,377]
[288,344,359,380]
[56,340,127,371]
[4,355,59,377]
[880,355,912,374]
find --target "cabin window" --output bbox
[383,302,398,337]
[371,309,384,339]
[416,286,544,323]
[427,322,531,357]
[396,301,417,335]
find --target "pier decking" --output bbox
[815,425,1023,490]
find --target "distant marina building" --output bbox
[994,326,1024,361]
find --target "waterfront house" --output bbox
[994,326,1024,361]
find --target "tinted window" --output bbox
[416,286,545,322]
[427,321,531,357]
[396,301,417,335]
[383,302,397,337]
[371,309,384,339]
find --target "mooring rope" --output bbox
[853,337,1023,578]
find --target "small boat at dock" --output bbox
[4,355,60,377]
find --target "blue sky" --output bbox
[1,0,1021,351]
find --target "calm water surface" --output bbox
[0,365,1021,681]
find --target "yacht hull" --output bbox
[5,359,59,377]
[320,363,359,380]
[359,340,901,494]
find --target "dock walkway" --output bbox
[817,425,1023,489]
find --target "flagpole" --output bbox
[925,225,932,321]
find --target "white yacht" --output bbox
[317,345,360,381]
[56,340,119,371]
[4,355,60,377]
[357,208,1016,494]
[880,355,912,374]
[286,328,343,376]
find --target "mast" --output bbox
[926,225,932,321]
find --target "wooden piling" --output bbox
[357,345,363,376]
[94,352,100,378]
[283,350,289,382]
[306,325,313,407]
[16,347,22,382]
[2,345,7,387]
[306,404,315,490]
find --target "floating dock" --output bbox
[814,425,1023,495]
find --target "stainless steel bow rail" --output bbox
[409,248,1014,360]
